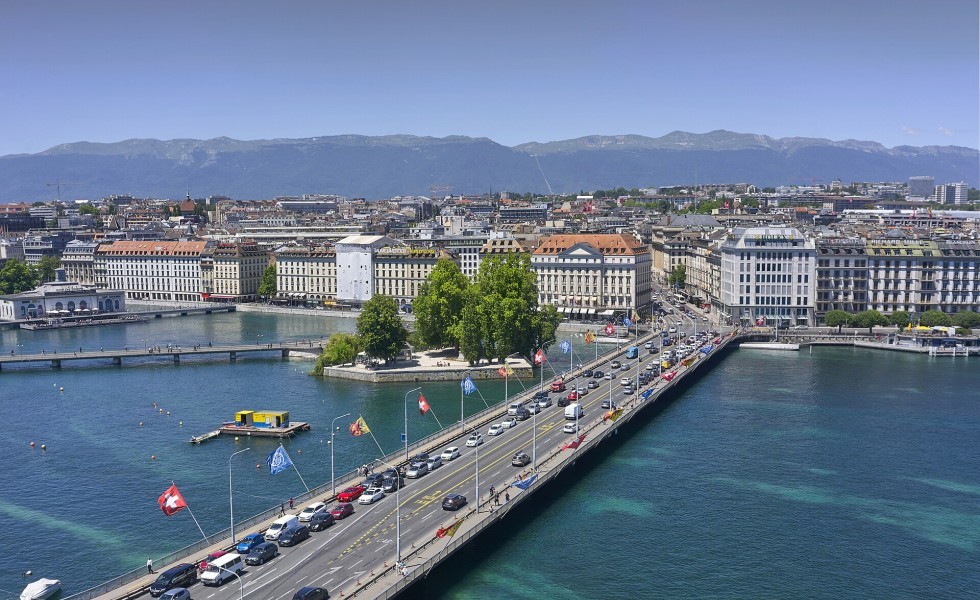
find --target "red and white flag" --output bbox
[418,394,430,415]
[533,349,546,365]
[158,484,188,517]
[604,323,615,335]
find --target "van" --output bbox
[507,402,525,416]
[564,403,583,420]
[149,563,197,597]
[200,553,243,586]
[265,515,299,541]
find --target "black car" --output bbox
[309,511,335,531]
[149,563,197,597]
[361,473,384,489]
[412,452,430,463]
[278,524,310,547]
[592,370,604,379]
[245,542,279,565]
[442,493,467,511]
[511,451,531,467]
[583,369,594,377]
[532,390,549,400]
[514,407,530,421]
[557,396,571,407]
[382,475,405,493]
[293,586,330,600]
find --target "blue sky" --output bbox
[1,0,977,156]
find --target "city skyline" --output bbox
[2,0,978,157]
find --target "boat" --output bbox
[740,342,800,351]
[20,315,149,330]
[20,578,61,600]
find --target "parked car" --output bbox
[278,524,310,547]
[465,433,484,447]
[441,447,461,461]
[512,451,531,467]
[236,532,265,555]
[488,423,505,436]
[500,417,518,429]
[337,486,365,503]
[442,493,467,511]
[298,502,327,523]
[245,542,279,565]
[358,487,386,504]
[292,586,329,600]
[406,462,428,478]
[329,503,354,520]
[309,511,335,531]
[563,423,580,434]
[159,589,191,600]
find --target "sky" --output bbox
[1,0,978,156]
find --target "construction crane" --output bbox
[46,178,81,202]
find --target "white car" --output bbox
[298,502,327,522]
[576,387,589,396]
[563,423,580,434]
[501,417,517,429]
[668,327,677,333]
[645,363,655,371]
[488,424,505,436]
[604,373,613,380]
[526,403,541,415]
[358,487,385,504]
[441,446,460,461]
[465,433,484,447]
[621,377,631,386]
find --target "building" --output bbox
[531,233,652,318]
[22,232,75,265]
[95,240,211,302]
[814,238,869,320]
[719,226,816,327]
[275,245,338,304]
[60,240,100,286]
[0,269,125,321]
[201,242,270,301]
[373,246,450,305]
[934,241,980,314]
[908,176,935,200]
[934,182,969,206]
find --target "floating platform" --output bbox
[219,421,310,438]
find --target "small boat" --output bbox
[740,342,800,351]
[20,578,61,600]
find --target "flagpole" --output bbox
[460,376,465,434]
[404,387,421,461]
[425,405,444,430]
[285,444,311,493]
[364,428,400,564]
[173,480,209,544]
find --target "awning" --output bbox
[599,309,615,316]
[587,308,596,315]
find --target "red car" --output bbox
[198,550,227,572]
[566,390,579,401]
[330,502,355,520]
[337,486,364,503]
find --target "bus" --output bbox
[625,346,639,360]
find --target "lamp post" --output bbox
[215,566,244,600]
[330,413,351,497]
[403,387,421,461]
[228,447,250,545]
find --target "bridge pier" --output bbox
[173,354,180,364]
[229,351,237,361]
[282,349,289,358]
[51,360,61,369]
[112,356,122,366]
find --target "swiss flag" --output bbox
[158,484,188,517]
[533,349,546,365]
[418,394,430,415]
[605,323,615,335]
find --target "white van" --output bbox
[200,553,243,586]
[564,403,583,420]
[507,402,525,416]
[265,515,299,541]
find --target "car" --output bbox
[557,396,571,407]
[236,532,265,555]
[563,423,580,434]
[621,363,630,371]
[406,462,428,478]
[702,316,710,321]
[566,390,579,401]
[278,524,310,547]
[245,542,279,565]
[411,452,430,464]
[442,493,467,511]
[611,360,621,369]
[501,417,518,429]
[465,433,484,447]
[440,447,460,461]
[358,487,386,504]
[550,380,566,392]
[381,475,404,493]
[426,455,443,471]
[159,590,191,600]
[337,485,365,503]
[621,377,631,386]
[329,503,354,520]
[588,380,599,389]
[676,321,683,327]
[361,473,385,490]
[604,373,613,380]
[649,347,658,354]
[623,386,635,395]
[198,550,227,573]
[668,327,677,333]
[593,370,604,379]
[537,396,553,408]
[576,386,589,396]
[644,342,653,349]
[298,502,327,523]
[150,564,198,597]
[292,586,330,600]
[583,369,594,377]
[793,325,809,330]
[512,451,531,467]
[646,363,656,371]
[309,511,335,531]
[524,403,540,415]
[532,390,550,400]
[488,423,505,436]
[600,399,617,409]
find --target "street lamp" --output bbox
[329,413,351,497]
[228,447,250,545]
[214,566,244,600]
[403,387,421,461]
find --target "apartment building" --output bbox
[201,242,270,301]
[95,240,211,301]
[61,240,100,286]
[814,238,869,320]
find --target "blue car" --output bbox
[236,532,265,554]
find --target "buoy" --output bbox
[297,449,302,454]
[159,408,163,413]
[139,422,144,427]
[41,444,47,451]
[179,421,183,427]
[60,387,64,392]
[235,436,240,442]
[30,441,35,447]
[153,402,157,408]
[166,411,170,416]
[151,455,156,460]
[256,464,261,469]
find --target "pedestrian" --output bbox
[146,557,153,574]
[494,493,500,506]
[289,497,294,510]
[280,502,285,516]
[505,491,510,502]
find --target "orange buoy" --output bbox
[151,455,156,460]
[30,441,35,447]
[256,463,261,469]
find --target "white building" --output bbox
[95,240,211,302]
[0,270,125,321]
[334,235,401,304]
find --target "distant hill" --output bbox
[1,130,976,201]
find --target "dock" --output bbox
[217,421,311,438]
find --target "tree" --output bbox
[851,310,888,333]
[919,309,951,327]
[413,258,469,349]
[951,310,980,329]
[321,333,362,367]
[458,287,487,365]
[888,310,910,329]
[0,259,38,294]
[824,310,850,332]
[667,264,687,290]
[34,256,60,283]
[357,295,408,364]
[258,265,277,299]
[78,204,100,216]
[474,253,541,362]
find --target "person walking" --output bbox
[289,498,294,510]
[280,502,285,516]
[146,557,153,574]
[505,491,510,503]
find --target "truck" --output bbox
[564,403,583,420]
[625,346,639,359]
[550,380,566,393]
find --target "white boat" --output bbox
[20,578,61,600]
[740,342,800,351]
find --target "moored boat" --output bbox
[20,578,61,600]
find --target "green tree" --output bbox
[919,309,951,327]
[824,310,850,332]
[258,265,277,299]
[458,287,487,365]
[318,333,362,369]
[667,264,687,290]
[474,253,541,362]
[78,204,100,216]
[357,295,408,364]
[413,258,469,350]
[33,256,60,283]
[951,310,980,329]
[851,309,889,333]
[0,259,38,294]
[888,310,911,329]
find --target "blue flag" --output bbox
[623,317,633,328]
[641,388,654,400]
[267,445,293,476]
[461,377,477,396]
[559,340,571,354]
[512,474,537,490]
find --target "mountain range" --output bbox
[1,130,976,202]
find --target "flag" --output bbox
[604,323,615,335]
[562,434,587,451]
[604,408,624,423]
[266,445,294,476]
[756,316,766,326]
[512,474,537,490]
[641,388,654,400]
[418,394,430,415]
[158,484,187,517]
[436,519,463,539]
[661,371,677,382]
[623,317,633,328]
[632,311,640,323]
[533,349,546,365]
[461,377,477,396]
[498,365,507,377]
[559,340,571,354]
[349,416,371,436]
[584,330,595,344]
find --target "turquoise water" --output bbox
[0,316,977,599]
